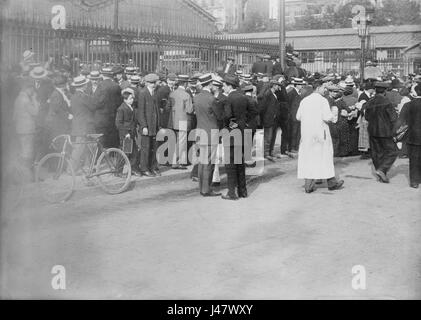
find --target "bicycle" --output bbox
[35,134,132,203]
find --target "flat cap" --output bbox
[144,73,159,83]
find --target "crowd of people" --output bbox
[5,49,421,201]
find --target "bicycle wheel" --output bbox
[35,153,75,203]
[96,148,131,194]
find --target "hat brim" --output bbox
[71,79,90,87]
[199,79,213,86]
[29,70,48,79]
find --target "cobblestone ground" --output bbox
[1,155,420,299]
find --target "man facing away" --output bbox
[193,74,224,197]
[296,81,344,193]
[364,82,399,183]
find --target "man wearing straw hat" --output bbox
[193,74,224,197]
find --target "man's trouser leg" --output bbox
[408,144,421,185]
[225,146,238,198]
[304,179,315,192]
[280,119,290,154]
[291,121,301,151]
[140,135,152,172]
[264,127,273,157]
[198,145,216,194]
[327,177,339,188]
[70,136,87,172]
[269,124,279,156]
[378,137,398,175]
[369,136,381,170]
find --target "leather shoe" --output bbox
[238,192,248,198]
[211,182,221,187]
[172,165,187,170]
[265,155,275,162]
[201,192,222,197]
[328,180,344,191]
[410,183,419,189]
[221,194,239,201]
[192,177,199,182]
[375,170,389,183]
[140,171,155,177]
[152,170,162,177]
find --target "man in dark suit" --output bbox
[221,57,236,76]
[137,73,161,177]
[287,77,305,153]
[364,82,399,183]
[252,55,267,75]
[222,75,255,200]
[94,67,123,148]
[273,75,290,157]
[399,84,421,188]
[263,55,273,77]
[193,74,224,197]
[259,80,281,161]
[272,57,283,76]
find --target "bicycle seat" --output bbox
[86,134,104,140]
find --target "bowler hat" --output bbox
[223,75,239,87]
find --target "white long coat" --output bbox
[296,92,335,179]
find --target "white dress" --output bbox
[296,93,335,179]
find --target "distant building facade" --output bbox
[231,25,421,74]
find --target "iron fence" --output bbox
[1,17,280,75]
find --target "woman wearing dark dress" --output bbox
[341,87,360,156]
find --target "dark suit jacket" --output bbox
[93,78,123,129]
[215,92,229,129]
[272,62,283,76]
[364,94,398,138]
[225,90,253,146]
[137,87,160,137]
[252,61,267,75]
[276,85,290,122]
[71,91,96,137]
[45,89,71,136]
[287,88,301,121]
[264,61,273,76]
[245,95,259,130]
[259,90,280,128]
[156,84,172,128]
[400,98,421,145]
[115,102,136,138]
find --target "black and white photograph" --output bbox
[0,0,421,305]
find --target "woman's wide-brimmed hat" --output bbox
[71,75,89,87]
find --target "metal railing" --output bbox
[1,17,280,75]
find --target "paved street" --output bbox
[1,155,420,300]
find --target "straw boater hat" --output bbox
[167,73,177,81]
[88,70,101,80]
[71,75,89,87]
[241,83,254,92]
[29,66,48,79]
[345,76,355,86]
[241,73,252,81]
[23,50,35,62]
[212,79,223,87]
[130,75,141,84]
[100,67,114,76]
[198,73,213,86]
[291,77,306,85]
[177,74,190,83]
[125,67,137,75]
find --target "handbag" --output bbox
[393,124,409,143]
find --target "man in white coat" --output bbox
[296,81,345,193]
